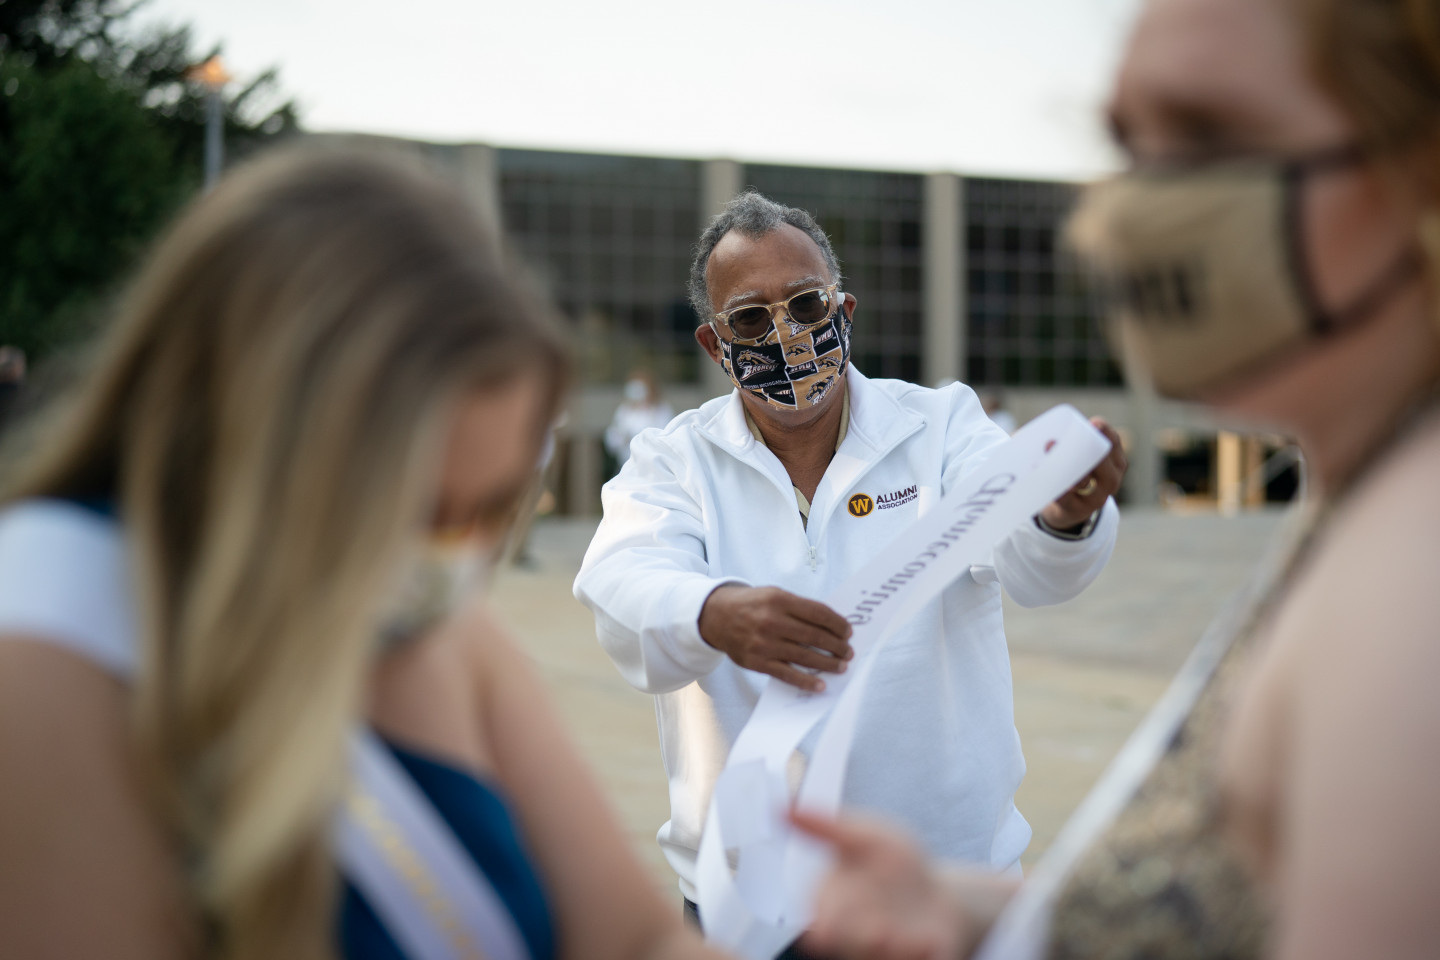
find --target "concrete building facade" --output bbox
[314,134,1294,516]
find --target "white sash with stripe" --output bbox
[0,499,530,960]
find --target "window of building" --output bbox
[743,165,925,384]
[964,178,1120,388]
[498,149,703,384]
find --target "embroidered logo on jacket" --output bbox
[877,485,918,510]
[847,493,874,517]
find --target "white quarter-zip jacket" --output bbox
[574,369,1118,898]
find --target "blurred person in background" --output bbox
[979,392,1016,436]
[0,149,730,960]
[791,0,1440,958]
[0,345,28,435]
[605,369,674,469]
[575,191,1127,957]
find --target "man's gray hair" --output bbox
[687,191,843,322]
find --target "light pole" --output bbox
[187,56,232,190]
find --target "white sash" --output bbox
[696,405,1112,960]
[971,502,1314,960]
[0,499,530,960]
[336,731,532,960]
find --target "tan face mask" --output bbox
[1068,146,1423,398]
[376,533,492,652]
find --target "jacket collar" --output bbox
[692,368,926,480]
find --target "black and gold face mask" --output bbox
[1068,145,1423,398]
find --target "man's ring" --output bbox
[1077,477,1099,497]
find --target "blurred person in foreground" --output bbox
[0,149,731,960]
[574,191,1127,955]
[605,369,675,469]
[792,0,1440,958]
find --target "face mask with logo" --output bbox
[1067,145,1423,398]
[718,307,853,412]
[376,534,492,652]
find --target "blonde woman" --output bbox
[793,0,1440,958]
[0,149,730,960]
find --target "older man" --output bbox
[574,192,1126,946]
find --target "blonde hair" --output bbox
[1297,0,1440,339]
[1298,0,1440,149]
[3,148,567,958]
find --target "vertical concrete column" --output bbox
[1124,382,1163,507]
[1216,430,1242,516]
[698,159,745,398]
[701,158,743,222]
[457,143,502,238]
[566,435,603,518]
[922,172,965,388]
[1243,437,1266,508]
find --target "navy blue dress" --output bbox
[338,742,557,960]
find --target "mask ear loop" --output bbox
[1282,157,1333,334]
[1284,148,1427,336]
[832,289,851,348]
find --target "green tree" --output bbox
[0,0,297,357]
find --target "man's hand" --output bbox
[698,585,853,692]
[1039,416,1127,531]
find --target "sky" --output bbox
[142,0,1145,182]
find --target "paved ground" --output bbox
[488,508,1287,890]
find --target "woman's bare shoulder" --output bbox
[1260,418,1440,959]
[1314,415,1439,571]
[0,637,193,959]
[1284,416,1440,675]
[0,635,132,741]
[1345,409,1440,527]
[453,600,529,673]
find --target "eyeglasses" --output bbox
[710,283,841,344]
